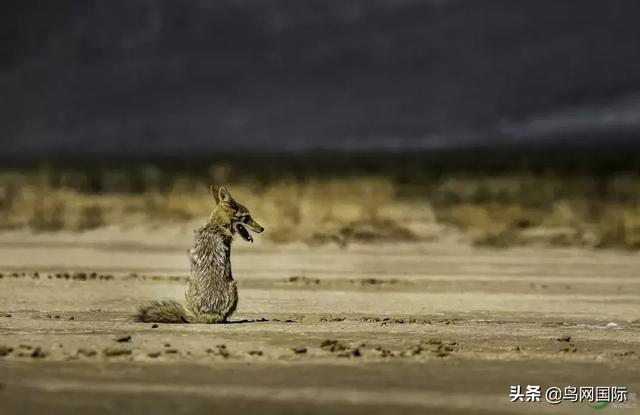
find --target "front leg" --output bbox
[221,281,239,321]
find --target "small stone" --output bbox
[115,335,132,343]
[247,350,263,356]
[214,345,229,358]
[557,336,571,342]
[164,349,178,354]
[320,339,347,352]
[73,272,87,280]
[30,347,47,358]
[408,345,423,356]
[103,348,132,357]
[0,346,14,356]
[151,324,158,328]
[337,348,361,358]
[77,348,97,357]
[374,346,394,357]
[147,352,161,358]
[292,347,307,354]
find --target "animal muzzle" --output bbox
[236,219,264,243]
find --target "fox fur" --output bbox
[135,186,264,323]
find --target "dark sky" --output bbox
[1,0,640,158]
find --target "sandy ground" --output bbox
[0,227,639,414]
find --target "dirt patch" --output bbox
[0,237,639,414]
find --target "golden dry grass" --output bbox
[1,167,640,249]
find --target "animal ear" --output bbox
[218,186,232,203]
[210,185,220,204]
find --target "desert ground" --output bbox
[0,227,639,415]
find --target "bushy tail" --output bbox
[135,300,189,323]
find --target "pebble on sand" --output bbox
[103,348,132,357]
[77,348,97,357]
[0,346,14,356]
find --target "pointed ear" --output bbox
[210,185,220,204]
[218,186,232,203]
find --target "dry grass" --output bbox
[1,167,640,249]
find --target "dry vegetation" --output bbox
[1,163,640,249]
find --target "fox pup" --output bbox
[136,186,264,323]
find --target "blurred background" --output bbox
[2,0,640,248]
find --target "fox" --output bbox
[135,185,264,323]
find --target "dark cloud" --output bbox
[1,0,640,157]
